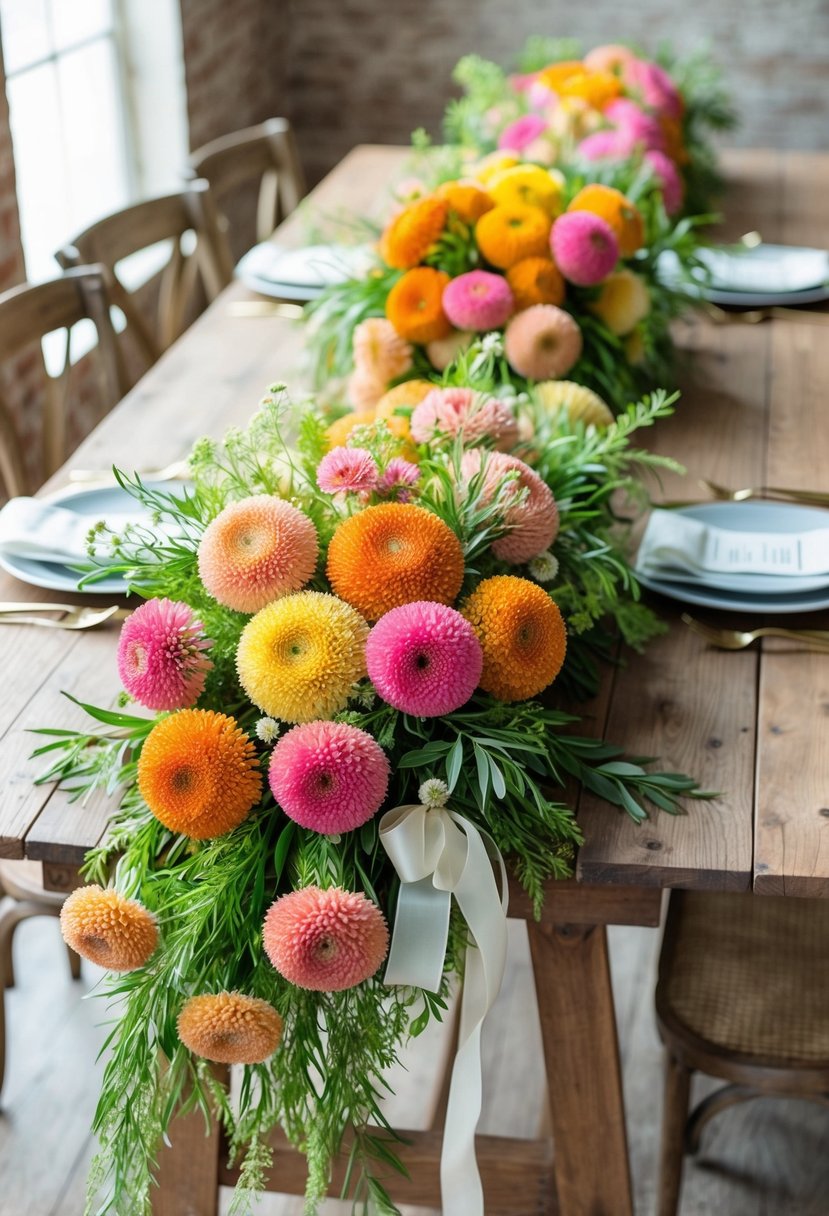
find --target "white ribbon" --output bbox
[379,802,509,1216]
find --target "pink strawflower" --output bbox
[625,59,683,120]
[117,598,212,711]
[353,318,413,383]
[461,450,560,564]
[378,457,420,499]
[198,496,318,614]
[263,886,389,991]
[410,387,519,451]
[604,99,666,153]
[366,601,483,716]
[577,131,629,162]
[347,366,386,411]
[442,270,515,332]
[645,150,684,215]
[550,212,619,286]
[498,113,547,152]
[269,720,390,834]
[317,446,379,495]
[504,304,583,380]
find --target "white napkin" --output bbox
[237,242,375,289]
[636,509,829,584]
[0,497,152,566]
[698,244,829,294]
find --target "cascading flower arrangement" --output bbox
[37,384,709,1216]
[443,38,736,217]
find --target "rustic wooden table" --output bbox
[0,146,827,1216]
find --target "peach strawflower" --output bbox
[385,267,452,344]
[504,304,583,380]
[380,195,448,269]
[138,709,262,839]
[263,886,389,992]
[461,575,567,701]
[425,329,474,371]
[60,885,158,971]
[117,598,212,711]
[177,992,283,1064]
[352,317,414,382]
[410,386,519,451]
[327,502,465,621]
[237,591,368,722]
[506,257,566,311]
[347,367,386,411]
[476,204,551,270]
[534,381,615,429]
[198,496,318,614]
[461,449,559,563]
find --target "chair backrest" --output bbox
[188,117,306,249]
[56,180,233,375]
[0,267,127,497]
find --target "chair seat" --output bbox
[657,891,829,1069]
[0,859,64,907]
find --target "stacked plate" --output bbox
[235,241,376,302]
[635,501,829,614]
[658,242,829,307]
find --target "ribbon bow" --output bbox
[379,799,509,1216]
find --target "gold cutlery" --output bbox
[699,478,829,506]
[0,603,129,629]
[682,613,829,652]
[227,300,305,319]
[68,459,191,484]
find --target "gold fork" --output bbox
[68,458,191,484]
[0,603,129,629]
[700,479,829,507]
[682,613,829,652]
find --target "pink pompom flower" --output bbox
[378,457,420,499]
[577,131,629,162]
[498,113,547,152]
[198,496,318,614]
[317,447,379,495]
[366,601,483,716]
[604,99,666,153]
[504,304,583,381]
[550,212,619,287]
[645,150,684,215]
[625,59,683,121]
[269,720,390,834]
[263,886,389,992]
[442,270,515,332]
[117,598,212,711]
[410,386,519,451]
[461,450,559,563]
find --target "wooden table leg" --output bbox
[528,919,633,1216]
[151,1066,227,1216]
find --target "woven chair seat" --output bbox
[657,891,829,1068]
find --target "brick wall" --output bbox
[282,0,829,183]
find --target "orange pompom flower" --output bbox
[326,409,376,449]
[327,503,465,621]
[437,180,495,224]
[537,60,586,92]
[506,257,566,310]
[177,992,283,1064]
[559,69,622,109]
[380,196,448,269]
[375,379,434,421]
[385,267,452,344]
[60,885,158,971]
[138,709,262,839]
[475,204,551,270]
[460,575,567,702]
[567,184,644,257]
[488,165,564,218]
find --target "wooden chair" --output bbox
[56,181,233,380]
[0,860,81,1099]
[0,266,127,496]
[655,890,829,1215]
[187,117,306,253]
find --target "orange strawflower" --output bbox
[460,575,567,702]
[60,885,158,971]
[506,257,566,310]
[177,992,283,1064]
[437,180,495,224]
[326,409,376,449]
[380,196,448,269]
[537,60,586,92]
[567,184,644,257]
[475,205,552,270]
[138,709,262,839]
[386,267,452,344]
[327,503,465,621]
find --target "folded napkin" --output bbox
[699,244,829,294]
[0,497,153,566]
[238,242,375,289]
[636,509,829,584]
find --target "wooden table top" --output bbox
[1,145,827,899]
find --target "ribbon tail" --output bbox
[383,875,451,993]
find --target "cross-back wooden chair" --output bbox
[187,117,306,252]
[0,266,126,497]
[56,180,233,381]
